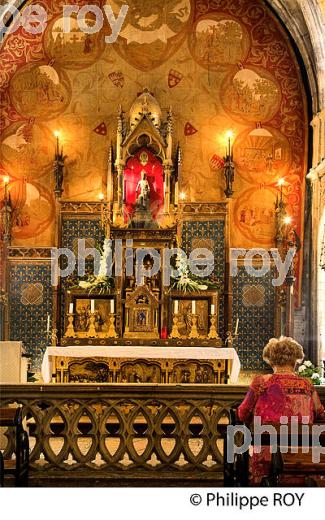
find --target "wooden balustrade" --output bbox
[0,384,324,486]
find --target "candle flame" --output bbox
[54,130,61,138]
[179,192,186,201]
[98,192,105,201]
[3,175,10,185]
[283,216,292,225]
[226,130,234,140]
[277,178,285,186]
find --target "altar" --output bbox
[38,89,242,387]
[41,345,240,384]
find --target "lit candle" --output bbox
[54,131,60,156]
[3,176,9,201]
[211,304,215,315]
[110,299,114,314]
[174,300,179,314]
[234,318,239,336]
[46,314,50,334]
[226,131,234,158]
[91,299,95,313]
[69,303,73,314]
[277,178,285,203]
[192,300,196,314]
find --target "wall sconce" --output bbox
[223,131,235,198]
[53,131,66,198]
[1,175,13,244]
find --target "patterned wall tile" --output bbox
[232,266,276,370]
[61,218,104,250]
[9,263,52,370]
[182,220,225,335]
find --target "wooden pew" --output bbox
[0,407,29,486]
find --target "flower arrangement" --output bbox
[170,251,218,293]
[77,239,114,294]
[297,360,322,385]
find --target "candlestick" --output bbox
[106,314,118,338]
[189,314,199,339]
[170,313,181,339]
[64,314,76,338]
[46,314,50,335]
[87,312,98,338]
[208,315,222,345]
[234,318,239,336]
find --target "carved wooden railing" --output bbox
[0,385,324,484]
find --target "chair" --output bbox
[0,407,29,486]
[0,451,4,487]
[265,421,325,486]
[224,410,325,487]
[223,406,249,487]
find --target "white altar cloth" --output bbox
[41,346,240,384]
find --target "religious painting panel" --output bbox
[9,63,71,120]
[233,126,292,185]
[68,360,109,383]
[175,299,209,337]
[188,14,251,70]
[110,0,192,71]
[64,293,115,339]
[221,66,282,124]
[44,13,106,69]
[120,361,162,383]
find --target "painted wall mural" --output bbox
[0,0,307,266]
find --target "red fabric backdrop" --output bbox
[123,148,164,221]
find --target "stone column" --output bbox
[307,109,325,363]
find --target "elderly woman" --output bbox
[238,336,325,485]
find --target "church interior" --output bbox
[0,0,325,489]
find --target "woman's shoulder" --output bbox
[250,374,272,391]
[270,373,314,392]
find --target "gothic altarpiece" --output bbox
[38,90,233,383]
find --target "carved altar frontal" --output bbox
[42,346,240,385]
[52,356,226,384]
